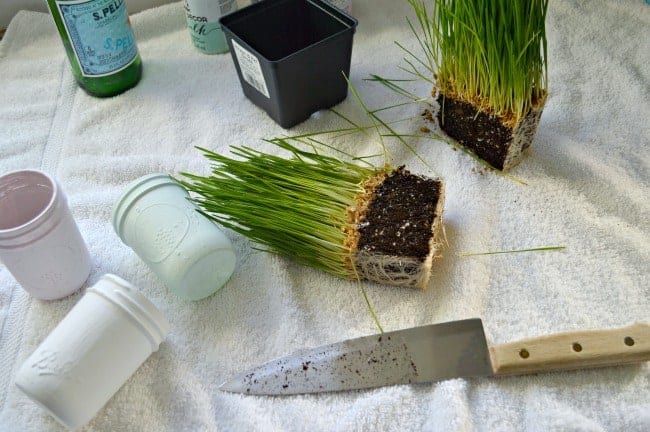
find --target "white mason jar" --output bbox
[0,169,91,299]
[15,274,170,430]
[112,174,237,300]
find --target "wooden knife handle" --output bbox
[489,322,650,376]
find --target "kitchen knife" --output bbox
[219,318,649,395]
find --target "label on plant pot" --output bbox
[231,39,270,98]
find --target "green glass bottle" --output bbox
[46,0,142,97]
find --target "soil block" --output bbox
[353,168,445,289]
[436,93,545,171]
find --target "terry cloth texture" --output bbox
[0,1,648,431]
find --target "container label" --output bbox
[232,39,270,98]
[55,0,138,77]
[184,0,237,54]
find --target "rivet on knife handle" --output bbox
[489,322,650,376]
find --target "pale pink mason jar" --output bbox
[0,169,91,299]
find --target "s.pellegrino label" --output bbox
[55,0,138,77]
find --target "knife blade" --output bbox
[219,318,649,395]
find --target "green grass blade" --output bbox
[457,246,566,257]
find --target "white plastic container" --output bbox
[0,169,91,299]
[112,174,237,300]
[15,274,170,430]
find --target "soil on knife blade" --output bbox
[357,168,441,261]
[436,93,512,170]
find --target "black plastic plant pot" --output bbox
[220,0,358,128]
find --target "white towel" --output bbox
[1,1,648,430]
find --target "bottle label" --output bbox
[184,0,237,54]
[55,0,138,77]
